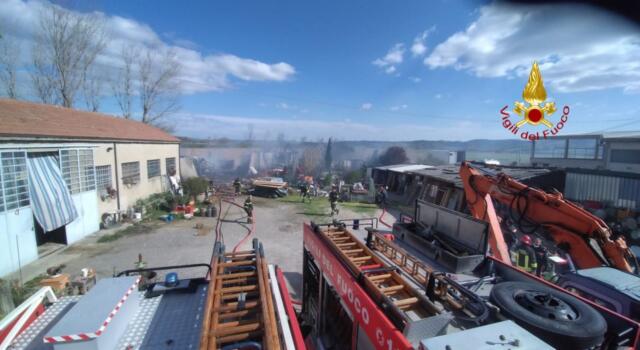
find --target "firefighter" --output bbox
[329,185,339,216]
[514,235,538,273]
[233,177,242,195]
[300,182,310,203]
[376,185,388,207]
[244,195,254,223]
[533,237,548,277]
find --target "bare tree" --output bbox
[111,48,136,118]
[138,48,181,124]
[0,36,20,99]
[31,5,105,107]
[82,69,102,112]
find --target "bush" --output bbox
[182,177,209,198]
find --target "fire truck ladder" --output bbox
[367,230,489,320]
[200,239,281,350]
[313,224,441,332]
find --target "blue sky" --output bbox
[2,0,640,141]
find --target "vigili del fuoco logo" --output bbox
[500,61,570,141]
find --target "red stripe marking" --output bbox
[62,335,74,342]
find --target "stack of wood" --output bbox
[252,178,288,189]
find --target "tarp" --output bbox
[27,155,78,232]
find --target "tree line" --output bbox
[0,4,182,127]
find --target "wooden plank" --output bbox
[342,249,364,254]
[216,331,263,345]
[219,260,255,267]
[217,284,258,294]
[350,256,372,262]
[214,301,260,312]
[367,274,391,281]
[218,309,259,320]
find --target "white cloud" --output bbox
[277,102,291,110]
[373,43,405,74]
[360,102,373,110]
[424,3,640,93]
[0,0,296,95]
[390,104,408,111]
[434,94,443,99]
[409,76,422,83]
[411,27,435,57]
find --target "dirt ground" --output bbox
[11,196,396,299]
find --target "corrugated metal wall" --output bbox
[565,172,640,209]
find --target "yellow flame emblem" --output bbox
[514,62,556,128]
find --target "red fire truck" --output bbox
[299,203,640,349]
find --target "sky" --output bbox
[1,0,640,141]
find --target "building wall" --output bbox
[606,141,640,174]
[116,143,179,211]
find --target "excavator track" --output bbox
[200,239,281,350]
[313,224,440,330]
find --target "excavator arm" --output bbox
[459,161,635,273]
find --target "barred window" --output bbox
[166,157,176,175]
[122,161,140,185]
[95,165,112,190]
[60,149,96,194]
[1,151,29,212]
[147,159,160,178]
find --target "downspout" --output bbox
[113,142,121,211]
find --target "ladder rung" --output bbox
[221,277,257,285]
[219,318,262,328]
[350,256,372,262]
[215,322,261,336]
[368,274,391,281]
[380,285,404,294]
[331,237,351,242]
[214,301,260,312]
[217,331,263,345]
[394,297,418,307]
[218,285,258,294]
[221,291,259,300]
[219,260,255,267]
[218,309,259,320]
[217,271,257,280]
[343,249,364,254]
[336,242,357,247]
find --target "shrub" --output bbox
[182,177,209,198]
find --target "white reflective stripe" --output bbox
[269,264,295,350]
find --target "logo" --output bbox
[500,61,570,141]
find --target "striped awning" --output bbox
[27,155,78,232]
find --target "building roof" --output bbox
[0,99,179,143]
[543,131,640,141]
[374,164,433,173]
[410,163,553,188]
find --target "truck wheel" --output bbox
[490,281,606,349]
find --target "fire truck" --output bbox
[0,238,305,350]
[299,202,640,349]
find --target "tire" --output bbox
[490,281,606,349]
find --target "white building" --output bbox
[0,99,180,277]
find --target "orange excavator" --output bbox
[459,161,637,273]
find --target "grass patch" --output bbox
[97,223,155,243]
[278,196,330,216]
[278,196,378,217]
[341,202,378,216]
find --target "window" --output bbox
[147,159,160,178]
[1,151,29,212]
[567,138,597,159]
[166,157,176,174]
[610,149,640,164]
[95,165,112,190]
[122,161,140,185]
[533,139,566,158]
[60,149,96,194]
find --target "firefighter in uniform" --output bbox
[244,195,254,223]
[532,237,548,277]
[514,235,538,273]
[329,186,339,216]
